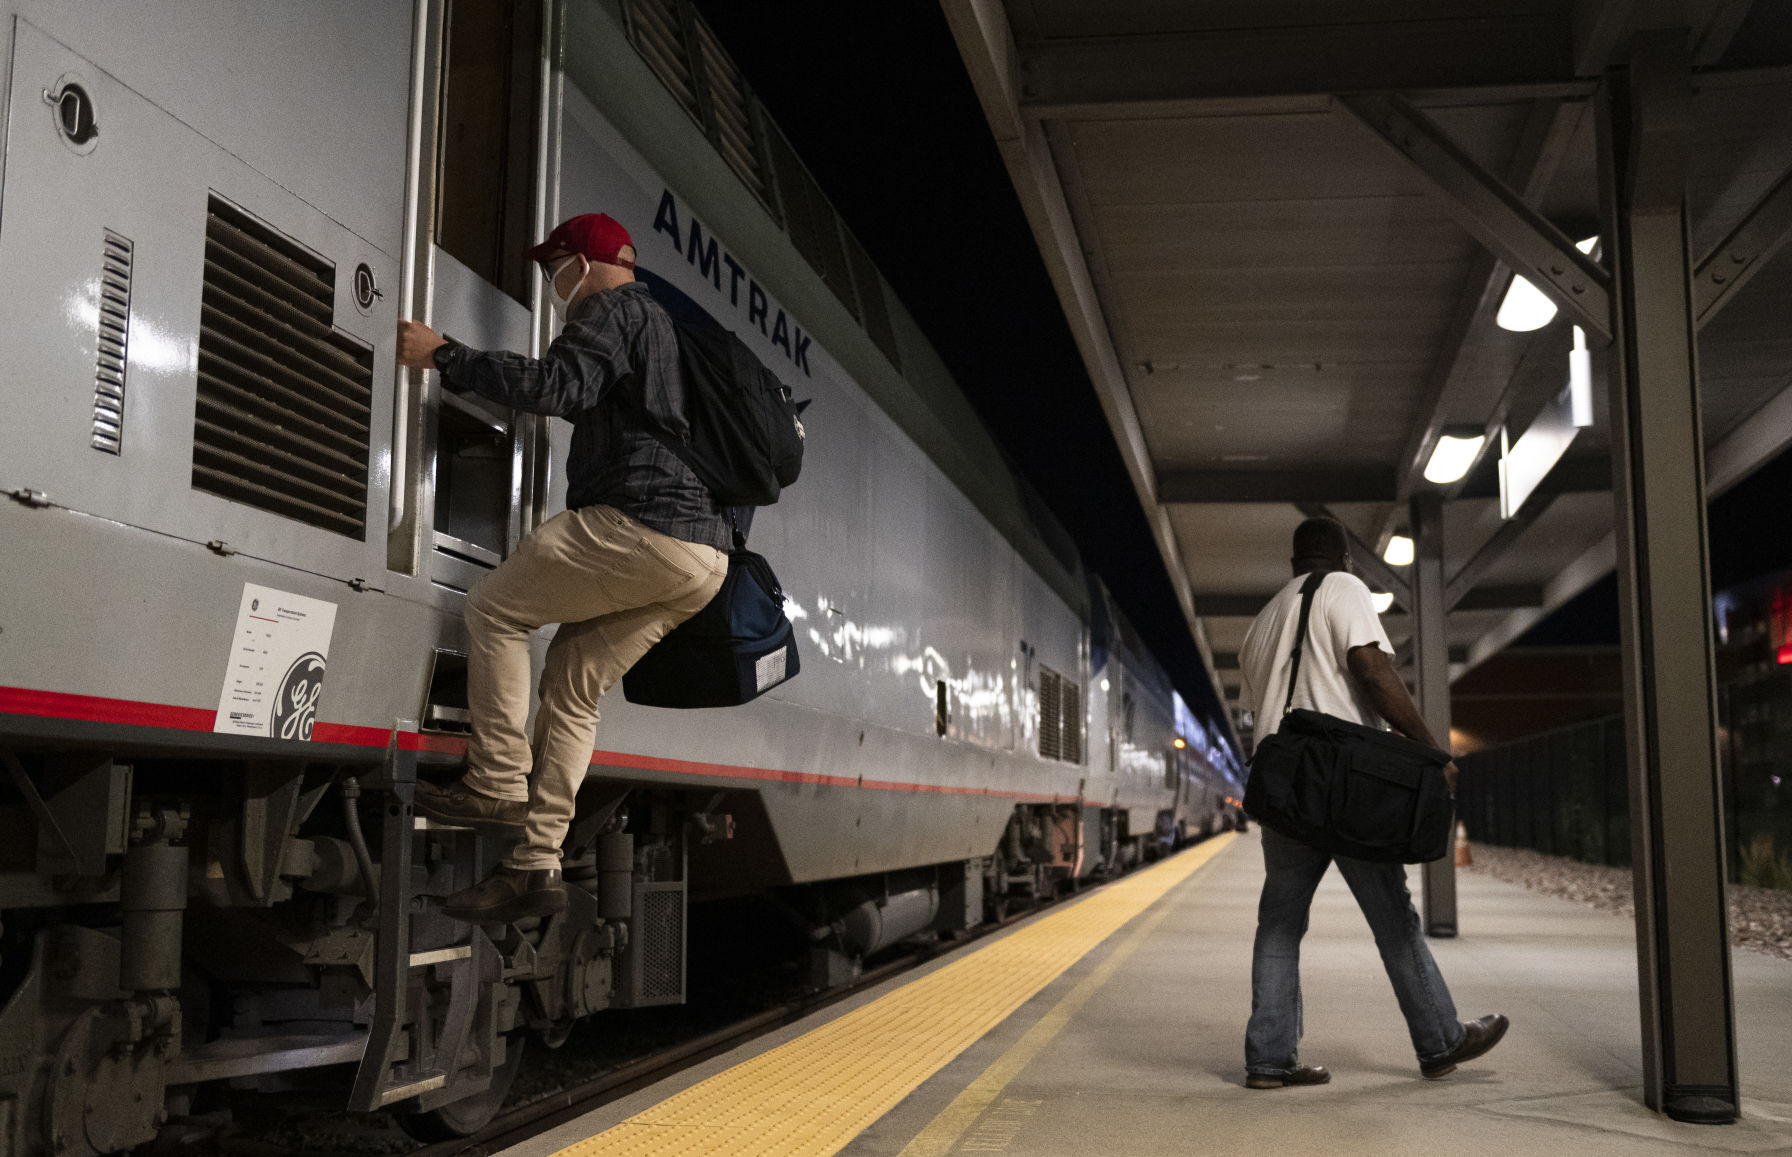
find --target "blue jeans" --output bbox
[1245,826,1464,1074]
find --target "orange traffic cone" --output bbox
[1454,821,1472,867]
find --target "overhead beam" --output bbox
[1574,0,1639,75]
[1708,371,1792,496]
[1445,493,1559,611]
[1383,100,1586,521]
[1016,17,1580,117]
[1455,584,1546,612]
[940,0,1241,751]
[1339,93,1613,340]
[1158,468,1396,505]
[1693,0,1760,66]
[1297,502,1411,608]
[1459,454,1610,500]
[1693,161,1792,328]
[1198,584,1541,621]
[1196,594,1271,618]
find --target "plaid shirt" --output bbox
[434,282,732,552]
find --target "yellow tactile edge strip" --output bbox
[550,832,1237,1157]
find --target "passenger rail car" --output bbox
[0,1,1239,1150]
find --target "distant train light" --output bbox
[1423,431,1485,484]
[1384,535,1414,567]
[1173,737,1187,749]
[1777,643,1792,665]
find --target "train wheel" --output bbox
[398,1033,526,1142]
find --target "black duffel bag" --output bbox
[1242,572,1455,863]
[622,528,800,709]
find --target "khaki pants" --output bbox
[463,505,727,870]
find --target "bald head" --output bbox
[1291,517,1349,576]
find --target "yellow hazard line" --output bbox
[894,856,1192,1157]
[550,832,1237,1157]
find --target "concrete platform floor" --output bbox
[512,829,1792,1156]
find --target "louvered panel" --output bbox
[92,230,133,453]
[1037,665,1082,764]
[1039,667,1063,762]
[843,230,900,369]
[628,0,700,117]
[192,197,373,539]
[693,22,770,204]
[1062,680,1083,763]
[766,125,858,317]
[195,367,368,455]
[200,299,371,406]
[717,135,768,200]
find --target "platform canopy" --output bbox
[942,0,1792,729]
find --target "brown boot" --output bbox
[441,865,567,924]
[415,777,527,836]
[1421,1014,1510,1078]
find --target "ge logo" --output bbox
[251,598,260,612]
[272,651,326,741]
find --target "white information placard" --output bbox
[214,584,338,741]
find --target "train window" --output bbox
[434,396,513,561]
[436,0,543,306]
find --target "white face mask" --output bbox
[545,254,586,313]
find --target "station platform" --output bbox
[505,830,1792,1157]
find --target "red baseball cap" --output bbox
[525,213,637,269]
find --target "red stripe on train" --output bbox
[0,685,1066,803]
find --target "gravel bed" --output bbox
[1463,842,1792,962]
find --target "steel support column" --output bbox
[1409,491,1456,937]
[1598,30,1740,1125]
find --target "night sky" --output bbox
[690,1,1792,723]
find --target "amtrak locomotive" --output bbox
[0,0,1241,1149]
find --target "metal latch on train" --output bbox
[690,812,735,843]
[7,487,51,507]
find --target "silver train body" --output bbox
[0,1,1241,1149]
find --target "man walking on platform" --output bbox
[394,213,730,925]
[1237,517,1508,1087]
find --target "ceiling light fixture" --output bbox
[1371,591,1395,614]
[1423,428,1487,484]
[1495,236,1599,332]
[1384,535,1415,567]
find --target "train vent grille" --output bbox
[626,0,774,211]
[191,196,373,539]
[91,230,134,454]
[765,123,859,319]
[1038,665,1083,765]
[640,888,684,1001]
[626,0,700,120]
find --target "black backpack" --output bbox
[626,309,805,507]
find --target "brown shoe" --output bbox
[440,865,567,924]
[1246,1065,1330,1089]
[1421,1014,1510,1078]
[415,777,526,836]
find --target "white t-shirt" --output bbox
[1239,571,1394,740]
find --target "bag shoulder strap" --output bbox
[1281,571,1327,716]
